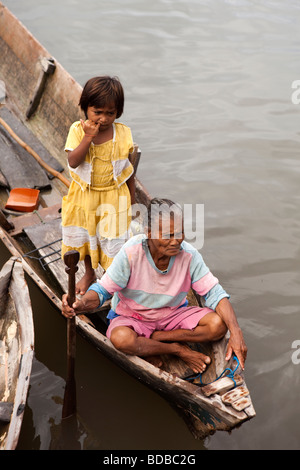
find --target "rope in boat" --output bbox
[185,355,240,388]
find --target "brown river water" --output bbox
[2,0,300,451]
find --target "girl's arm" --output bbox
[68,134,93,168]
[68,119,100,169]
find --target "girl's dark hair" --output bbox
[79,76,124,118]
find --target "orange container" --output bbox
[5,188,40,212]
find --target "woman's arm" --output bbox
[215,297,247,369]
[62,246,131,319]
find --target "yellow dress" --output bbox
[61,121,134,270]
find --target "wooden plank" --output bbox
[0,209,14,231]
[10,259,35,351]
[0,402,13,423]
[8,203,61,236]
[231,396,252,412]
[221,385,249,405]
[243,402,256,418]
[0,256,13,295]
[0,114,70,188]
[0,107,64,175]
[0,168,8,188]
[201,374,243,397]
[0,126,51,190]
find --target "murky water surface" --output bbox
[2,0,300,450]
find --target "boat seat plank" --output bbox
[201,374,243,397]
[221,385,249,405]
[231,396,252,412]
[0,402,13,423]
[243,402,256,418]
[0,129,51,190]
[0,107,64,176]
[0,168,8,188]
[8,203,61,236]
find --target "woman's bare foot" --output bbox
[175,343,211,374]
[76,270,96,295]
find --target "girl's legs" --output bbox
[76,255,96,295]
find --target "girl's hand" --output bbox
[80,119,100,136]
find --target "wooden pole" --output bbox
[62,250,79,420]
[0,116,70,188]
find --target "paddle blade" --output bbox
[62,375,76,419]
[62,250,79,419]
[62,377,76,419]
[62,316,77,419]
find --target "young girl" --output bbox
[61,76,135,295]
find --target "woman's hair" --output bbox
[79,76,124,118]
[145,198,183,236]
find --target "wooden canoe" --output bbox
[0,257,34,450]
[0,3,255,440]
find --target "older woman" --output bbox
[62,198,247,373]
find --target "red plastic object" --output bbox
[5,188,40,212]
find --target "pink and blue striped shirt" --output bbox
[88,234,229,322]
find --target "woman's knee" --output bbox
[110,326,137,353]
[207,313,227,340]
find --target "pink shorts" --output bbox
[106,306,213,339]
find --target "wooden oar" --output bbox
[0,116,70,188]
[62,250,79,419]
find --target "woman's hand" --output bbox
[61,290,100,318]
[225,328,248,370]
[215,298,248,370]
[62,294,84,318]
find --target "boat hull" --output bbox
[0,2,255,440]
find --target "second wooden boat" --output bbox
[0,257,34,450]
